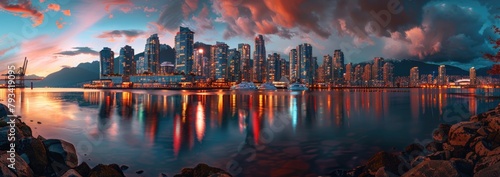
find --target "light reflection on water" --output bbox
[0,88,499,176]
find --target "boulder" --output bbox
[175,163,232,177]
[448,121,481,146]
[401,160,464,177]
[433,124,452,143]
[374,167,399,177]
[465,152,479,163]
[484,117,500,132]
[61,169,83,177]
[475,161,500,177]
[0,151,35,177]
[450,158,473,176]
[0,104,13,118]
[474,139,493,157]
[16,122,32,137]
[0,126,23,151]
[474,154,500,173]
[404,143,425,155]
[361,151,404,175]
[426,151,447,160]
[17,138,48,175]
[410,156,427,167]
[43,139,78,169]
[486,131,500,149]
[75,162,91,177]
[477,127,492,136]
[89,164,125,177]
[425,141,443,153]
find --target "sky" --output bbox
[0,0,499,76]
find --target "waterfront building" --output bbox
[160,61,175,74]
[438,65,447,86]
[119,45,135,81]
[470,67,477,85]
[267,53,280,82]
[280,58,289,81]
[228,48,241,82]
[354,64,363,86]
[363,64,372,86]
[214,42,229,81]
[144,34,160,74]
[136,56,147,74]
[345,63,353,85]
[383,62,394,87]
[333,50,344,82]
[175,27,194,74]
[289,49,298,82]
[254,35,266,82]
[410,67,419,87]
[323,55,333,82]
[99,47,114,77]
[238,43,251,82]
[297,43,313,84]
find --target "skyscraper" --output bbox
[238,44,251,82]
[228,48,241,82]
[354,64,363,86]
[144,34,160,74]
[372,57,384,81]
[136,56,147,74]
[267,53,280,82]
[345,63,353,85]
[297,43,312,83]
[323,55,333,82]
[470,67,477,85]
[363,64,372,85]
[119,45,135,81]
[289,49,298,81]
[333,50,344,82]
[410,67,419,87]
[214,42,229,81]
[175,27,194,74]
[194,42,212,78]
[254,35,266,82]
[383,62,394,87]
[99,47,114,77]
[280,58,289,81]
[438,65,447,86]
[209,45,217,80]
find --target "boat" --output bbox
[258,82,277,90]
[288,82,308,91]
[230,82,257,90]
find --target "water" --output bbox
[1,88,499,176]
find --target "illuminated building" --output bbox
[175,27,194,74]
[99,47,114,77]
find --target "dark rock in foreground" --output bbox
[174,163,232,177]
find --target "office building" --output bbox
[144,34,160,74]
[238,43,251,82]
[175,27,194,74]
[99,47,114,77]
[254,35,266,82]
[410,67,419,87]
[228,48,241,82]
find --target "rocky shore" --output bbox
[333,104,500,177]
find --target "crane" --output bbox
[2,57,42,88]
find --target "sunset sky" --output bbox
[1,0,499,76]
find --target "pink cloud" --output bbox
[56,19,65,29]
[47,3,60,11]
[96,30,145,43]
[144,7,157,13]
[62,9,71,16]
[0,0,45,27]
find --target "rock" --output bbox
[450,158,473,176]
[486,131,500,148]
[426,151,447,160]
[362,151,404,175]
[89,164,125,177]
[484,116,500,132]
[410,156,427,167]
[450,145,469,159]
[433,124,452,143]
[474,154,500,173]
[474,139,493,157]
[0,151,35,177]
[425,141,443,153]
[475,161,500,177]
[75,162,91,177]
[477,127,491,136]
[17,122,32,137]
[448,121,481,146]
[176,163,232,177]
[120,165,129,171]
[43,139,78,169]
[401,160,464,177]
[161,173,168,177]
[375,167,399,177]
[61,169,83,177]
[0,104,13,118]
[0,126,24,151]
[465,152,479,162]
[37,135,47,141]
[17,138,48,175]
[404,143,424,155]
[209,173,231,177]
[136,170,144,174]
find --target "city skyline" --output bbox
[1,0,499,76]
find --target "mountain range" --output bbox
[32,58,493,87]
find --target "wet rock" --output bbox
[17,122,32,137]
[0,104,13,117]
[486,131,500,149]
[17,138,48,175]
[362,151,404,175]
[404,143,424,155]
[401,160,464,177]
[61,169,83,177]
[475,161,500,177]
[450,158,473,176]
[43,139,78,169]
[425,141,443,153]
[89,164,125,177]
[448,121,481,146]
[375,167,399,177]
[410,156,427,167]
[450,145,469,159]
[37,135,47,141]
[484,116,500,132]
[75,162,91,177]
[433,124,452,143]
[474,154,500,173]
[136,170,144,174]
[176,163,232,177]
[477,127,491,136]
[0,126,24,151]
[474,139,493,157]
[161,173,168,177]
[0,151,35,177]
[426,151,447,160]
[465,152,479,162]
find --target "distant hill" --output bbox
[35,61,100,87]
[390,60,469,77]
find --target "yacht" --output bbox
[230,82,257,90]
[258,83,277,90]
[288,82,308,91]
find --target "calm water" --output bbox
[1,88,499,176]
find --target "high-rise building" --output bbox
[136,56,147,74]
[372,57,384,81]
[175,27,194,74]
[323,55,333,82]
[99,47,114,77]
[238,44,251,82]
[427,74,433,84]
[383,62,394,87]
[333,50,344,82]
[144,34,160,74]
[119,45,135,81]
[253,35,266,82]
[228,48,241,82]
[470,67,477,85]
[267,53,280,82]
[280,58,289,80]
[209,45,217,80]
[289,49,298,81]
[345,63,353,85]
[215,42,229,81]
[438,65,447,85]
[297,43,313,83]
[354,64,363,86]
[410,67,419,87]
[312,57,318,83]
[316,64,325,83]
[194,42,212,78]
[363,64,372,85]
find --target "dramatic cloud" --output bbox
[144,7,157,13]
[103,0,132,12]
[192,5,213,33]
[0,0,45,26]
[55,47,98,56]
[47,3,60,11]
[62,9,71,16]
[56,18,65,29]
[96,30,145,42]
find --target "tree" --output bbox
[484,16,500,75]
